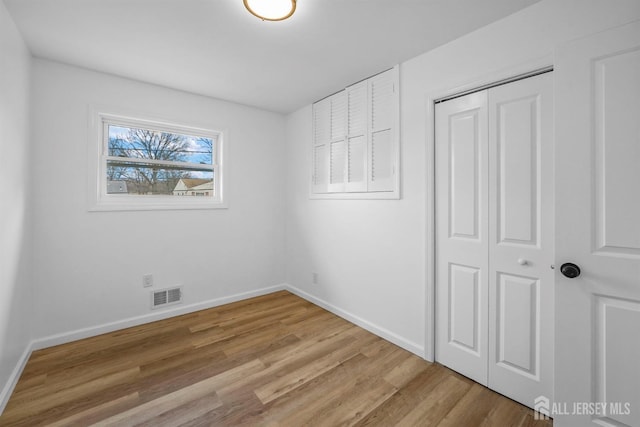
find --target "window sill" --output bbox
[89,197,228,212]
[309,190,400,200]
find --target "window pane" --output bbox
[106,160,214,196]
[108,125,214,165]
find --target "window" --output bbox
[89,109,225,210]
[311,66,400,199]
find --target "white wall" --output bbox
[285,0,640,356]
[0,0,33,407]
[30,59,286,342]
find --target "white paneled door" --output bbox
[555,21,640,427]
[436,72,554,409]
[487,73,554,408]
[435,91,489,386]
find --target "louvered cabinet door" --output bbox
[368,68,398,192]
[345,82,367,192]
[312,97,330,193]
[311,66,399,198]
[327,91,347,193]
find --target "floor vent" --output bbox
[151,286,182,309]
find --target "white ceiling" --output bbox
[4,0,541,113]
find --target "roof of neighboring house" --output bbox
[190,181,214,191]
[178,178,211,189]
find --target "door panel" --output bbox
[556,21,640,427]
[495,272,538,376]
[488,72,554,408]
[449,110,482,240]
[593,49,640,256]
[448,263,481,353]
[595,297,640,427]
[496,95,539,245]
[436,91,489,386]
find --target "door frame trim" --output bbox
[424,55,553,361]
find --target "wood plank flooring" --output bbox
[0,291,552,426]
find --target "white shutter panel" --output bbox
[371,129,392,186]
[312,97,331,193]
[314,97,330,145]
[345,82,368,192]
[371,73,393,130]
[330,92,346,141]
[368,68,398,192]
[327,91,347,192]
[328,140,346,191]
[312,144,328,192]
[348,83,367,136]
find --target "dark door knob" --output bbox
[560,263,581,278]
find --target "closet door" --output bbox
[487,72,554,408]
[435,73,553,408]
[435,91,489,385]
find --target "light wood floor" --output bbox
[0,291,551,426]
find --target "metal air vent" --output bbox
[151,286,182,309]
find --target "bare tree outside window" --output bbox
[106,125,214,196]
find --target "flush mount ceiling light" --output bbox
[243,0,296,21]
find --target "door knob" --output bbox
[517,258,528,266]
[560,262,581,278]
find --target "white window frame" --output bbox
[88,106,227,211]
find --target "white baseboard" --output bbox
[0,343,33,415]
[31,284,286,351]
[284,284,424,357]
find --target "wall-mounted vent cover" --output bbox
[151,286,182,309]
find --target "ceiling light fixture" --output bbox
[243,0,296,21]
